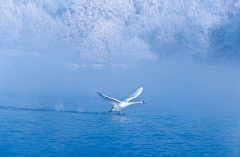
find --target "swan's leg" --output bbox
[108,107,113,113]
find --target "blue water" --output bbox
[1,92,240,156]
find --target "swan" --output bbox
[96,87,145,113]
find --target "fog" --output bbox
[0,0,240,109]
[1,55,239,107]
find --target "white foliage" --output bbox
[129,0,238,55]
[0,0,22,46]
[121,36,158,61]
[0,0,240,61]
[0,0,63,52]
[63,0,157,63]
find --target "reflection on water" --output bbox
[111,114,128,122]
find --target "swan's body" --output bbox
[96,87,145,113]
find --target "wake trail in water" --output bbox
[0,105,109,115]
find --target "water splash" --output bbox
[55,104,65,112]
[77,108,83,113]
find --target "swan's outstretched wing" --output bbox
[124,87,143,102]
[96,91,120,105]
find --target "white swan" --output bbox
[96,87,145,113]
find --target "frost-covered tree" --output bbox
[0,0,240,62]
[207,0,240,60]
[126,0,239,57]
[0,0,64,53]
[62,0,158,63]
[0,0,22,47]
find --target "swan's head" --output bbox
[142,101,146,104]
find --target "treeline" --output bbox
[0,0,239,62]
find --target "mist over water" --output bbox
[1,56,239,106]
[1,0,240,156]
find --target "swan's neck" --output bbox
[128,101,142,105]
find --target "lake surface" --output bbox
[0,92,240,156]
